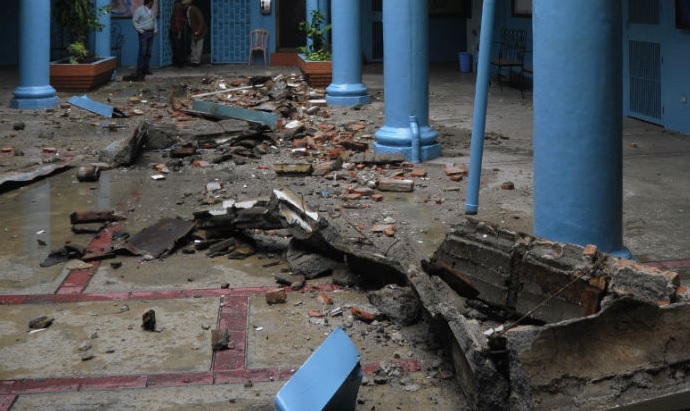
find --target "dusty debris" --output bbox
[40,244,86,267]
[141,309,156,331]
[211,328,233,351]
[367,285,421,325]
[265,288,288,305]
[70,210,126,225]
[118,217,196,258]
[28,316,54,330]
[76,165,101,182]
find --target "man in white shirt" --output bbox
[132,0,157,80]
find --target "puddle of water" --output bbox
[0,170,114,293]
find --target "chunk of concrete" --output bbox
[506,298,690,410]
[99,121,148,167]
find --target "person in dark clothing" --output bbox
[132,0,157,79]
[169,0,188,68]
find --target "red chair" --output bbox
[248,29,269,65]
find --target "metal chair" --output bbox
[111,25,125,67]
[248,29,269,65]
[490,28,526,91]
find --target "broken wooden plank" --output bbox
[192,100,279,129]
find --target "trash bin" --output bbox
[459,52,472,73]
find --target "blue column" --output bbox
[326,0,370,106]
[11,0,58,110]
[94,0,111,58]
[533,0,631,258]
[374,0,440,162]
[464,0,496,214]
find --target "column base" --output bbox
[326,94,371,106]
[374,124,441,162]
[11,85,58,109]
[11,96,59,110]
[373,141,441,162]
[326,83,370,107]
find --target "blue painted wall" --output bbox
[1,0,20,65]
[429,16,468,62]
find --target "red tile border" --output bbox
[659,259,690,269]
[0,296,27,305]
[214,368,285,384]
[12,377,82,394]
[60,270,94,289]
[0,382,16,396]
[129,290,184,300]
[55,286,85,295]
[24,294,81,304]
[79,292,131,302]
[180,289,229,298]
[213,348,245,371]
[80,375,148,391]
[146,371,214,388]
[0,395,16,411]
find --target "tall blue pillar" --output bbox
[326,0,370,106]
[94,0,111,58]
[11,0,58,110]
[533,0,630,258]
[374,0,440,162]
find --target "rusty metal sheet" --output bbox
[118,218,196,258]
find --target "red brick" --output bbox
[214,368,283,384]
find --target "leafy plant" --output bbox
[54,0,111,63]
[66,42,89,64]
[298,9,331,61]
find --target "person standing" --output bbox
[169,0,188,68]
[182,0,207,67]
[132,0,157,79]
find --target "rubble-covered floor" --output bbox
[1,63,690,409]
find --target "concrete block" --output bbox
[506,299,690,410]
[516,241,604,322]
[607,258,679,305]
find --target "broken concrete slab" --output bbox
[99,121,148,167]
[506,298,690,410]
[367,285,421,325]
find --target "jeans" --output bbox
[137,30,155,75]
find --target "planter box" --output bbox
[297,55,332,88]
[50,56,117,92]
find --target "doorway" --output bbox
[277,0,306,50]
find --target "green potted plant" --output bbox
[297,9,333,87]
[50,0,118,91]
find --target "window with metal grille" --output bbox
[628,0,660,25]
